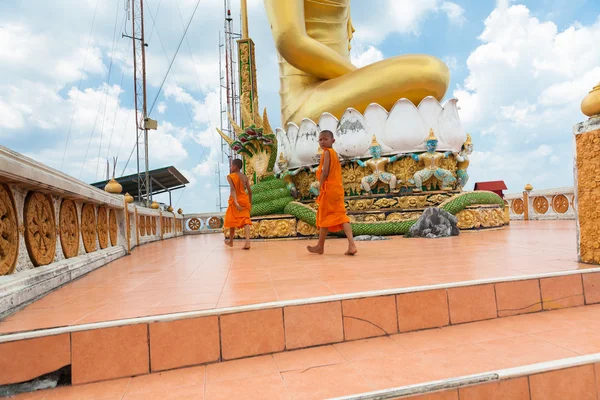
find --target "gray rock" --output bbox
[0,366,70,397]
[407,208,460,239]
[354,235,390,241]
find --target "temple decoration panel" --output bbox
[0,184,19,275]
[59,199,79,259]
[97,207,109,250]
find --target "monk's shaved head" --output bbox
[319,130,334,138]
[231,159,243,172]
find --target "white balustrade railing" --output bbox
[183,212,226,234]
[505,187,575,221]
[0,146,184,315]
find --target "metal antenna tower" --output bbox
[216,0,241,211]
[125,0,151,206]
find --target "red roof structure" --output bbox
[474,181,508,198]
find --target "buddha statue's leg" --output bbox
[287,55,450,124]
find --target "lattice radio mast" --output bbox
[125,0,151,206]
[217,0,241,211]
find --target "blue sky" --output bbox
[0,0,599,213]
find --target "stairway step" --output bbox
[9,304,600,399]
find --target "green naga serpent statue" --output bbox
[217,100,504,236]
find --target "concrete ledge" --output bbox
[0,246,126,317]
[0,146,123,208]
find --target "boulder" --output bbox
[354,235,390,241]
[407,208,459,239]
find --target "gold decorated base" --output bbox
[456,206,507,230]
[292,156,459,199]
[223,190,506,239]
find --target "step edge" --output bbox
[1,266,598,344]
[327,352,600,400]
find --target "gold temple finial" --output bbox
[252,96,263,129]
[241,0,249,39]
[426,128,438,142]
[263,108,273,135]
[370,135,380,148]
[581,81,600,118]
[464,133,473,146]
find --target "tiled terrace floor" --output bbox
[0,221,587,335]
[12,304,600,400]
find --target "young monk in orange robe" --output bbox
[224,159,252,249]
[307,130,357,256]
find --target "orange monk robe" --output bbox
[316,148,350,232]
[224,173,252,228]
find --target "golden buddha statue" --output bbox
[353,136,401,194]
[409,129,456,192]
[264,0,450,126]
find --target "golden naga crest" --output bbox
[216,94,277,181]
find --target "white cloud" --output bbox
[351,45,384,68]
[441,2,466,26]
[454,4,600,191]
[443,56,458,71]
[354,0,466,42]
[194,163,212,177]
[157,102,167,114]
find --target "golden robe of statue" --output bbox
[264,0,451,126]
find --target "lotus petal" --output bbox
[438,99,466,152]
[384,99,428,153]
[417,96,443,144]
[334,108,371,159]
[317,112,339,135]
[294,118,320,168]
[285,122,300,168]
[364,103,392,156]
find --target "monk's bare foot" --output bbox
[345,245,357,256]
[307,245,324,254]
[224,239,233,247]
[242,242,251,250]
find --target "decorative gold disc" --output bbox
[81,204,97,253]
[59,199,79,259]
[0,184,19,275]
[24,192,56,267]
[109,209,118,246]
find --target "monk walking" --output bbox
[224,159,252,249]
[307,130,357,256]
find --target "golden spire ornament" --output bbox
[370,135,380,148]
[464,133,473,146]
[426,128,438,142]
[581,81,600,118]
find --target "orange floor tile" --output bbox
[0,221,588,335]
[11,304,600,400]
